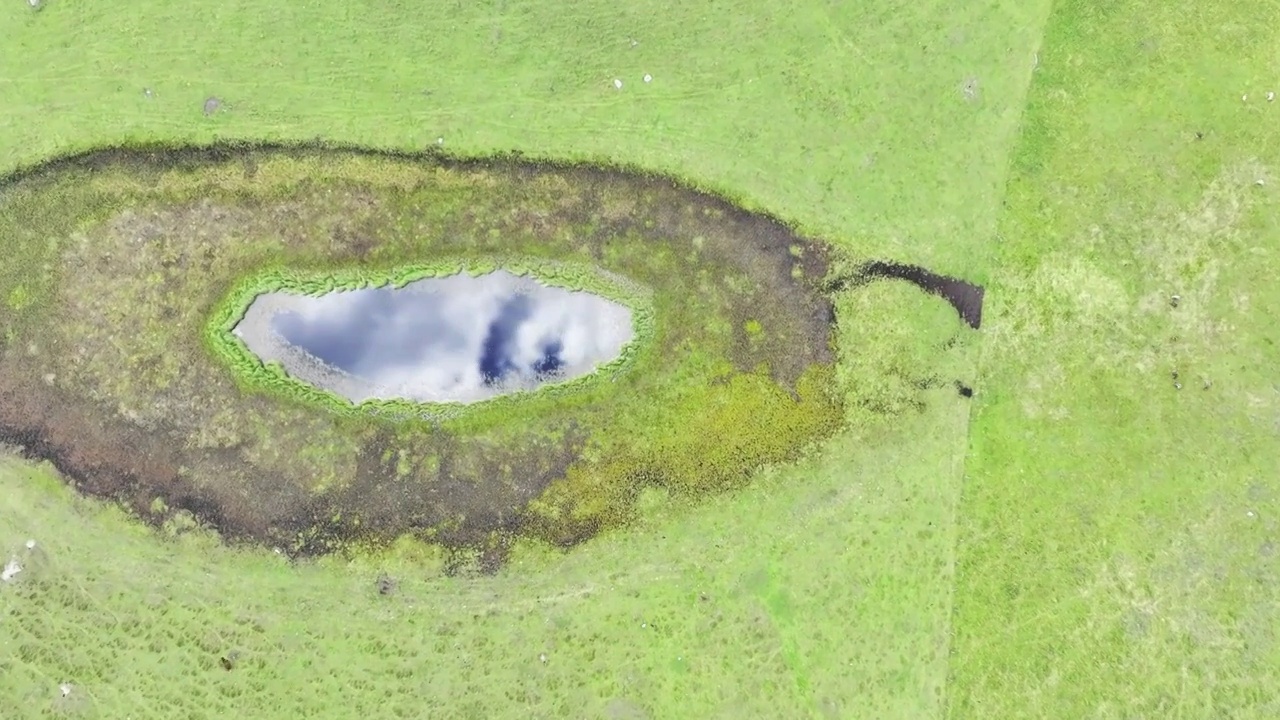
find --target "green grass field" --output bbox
[1,0,1276,718]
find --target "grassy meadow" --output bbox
[947,0,1280,716]
[1,0,1276,718]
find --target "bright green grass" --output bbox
[0,0,1053,717]
[947,0,1280,716]
[1,0,1048,275]
[1,387,972,718]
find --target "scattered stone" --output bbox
[42,373,56,386]
[538,653,548,664]
[1170,294,1181,308]
[143,88,154,99]
[59,683,72,698]
[961,77,980,102]
[1256,178,1266,186]
[436,137,444,145]
[643,74,652,83]
[28,0,42,10]
[1243,94,1249,102]
[613,78,623,90]
[375,573,396,595]
[24,539,35,550]
[1174,382,1182,390]
[1,557,21,582]
[202,97,222,116]
[1247,510,1256,518]
[1269,92,1275,102]
[219,650,239,671]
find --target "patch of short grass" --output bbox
[1,374,970,717]
[947,0,1280,716]
[1,0,1047,273]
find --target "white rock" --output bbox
[1269,92,1276,102]
[59,683,72,698]
[1,557,21,582]
[613,78,623,89]
[1243,94,1249,102]
[24,539,35,550]
[643,74,652,83]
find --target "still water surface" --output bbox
[232,271,634,403]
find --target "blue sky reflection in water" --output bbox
[231,271,635,404]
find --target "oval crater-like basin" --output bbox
[0,144,846,565]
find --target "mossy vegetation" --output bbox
[0,144,846,563]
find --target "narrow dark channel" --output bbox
[824,260,985,329]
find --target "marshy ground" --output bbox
[0,145,848,564]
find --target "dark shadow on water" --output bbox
[824,260,985,329]
[478,294,535,386]
[530,339,566,378]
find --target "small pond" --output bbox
[231,270,635,404]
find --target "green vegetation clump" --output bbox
[0,145,845,558]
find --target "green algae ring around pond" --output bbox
[0,144,846,564]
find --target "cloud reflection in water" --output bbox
[233,271,634,404]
